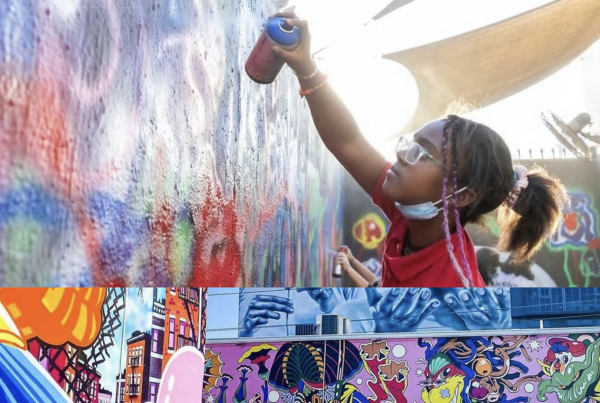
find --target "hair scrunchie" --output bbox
[505,165,529,209]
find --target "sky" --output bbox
[289,0,600,161]
[205,0,600,340]
[206,288,240,339]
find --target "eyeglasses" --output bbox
[395,137,445,167]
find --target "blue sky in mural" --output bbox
[206,288,239,339]
[92,288,159,396]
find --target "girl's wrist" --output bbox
[292,59,316,78]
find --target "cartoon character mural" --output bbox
[548,192,600,287]
[537,335,600,403]
[418,336,542,403]
[0,287,206,403]
[207,333,600,403]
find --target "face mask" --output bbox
[395,187,468,220]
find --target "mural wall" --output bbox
[237,287,512,337]
[206,333,600,403]
[0,0,343,287]
[0,287,206,403]
[342,159,600,287]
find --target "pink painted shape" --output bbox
[157,346,205,403]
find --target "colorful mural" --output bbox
[0,287,206,403]
[0,0,343,287]
[342,159,600,287]
[237,288,512,338]
[206,333,600,403]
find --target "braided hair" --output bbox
[441,117,472,287]
[440,115,569,267]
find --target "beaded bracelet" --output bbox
[292,62,319,80]
[299,75,328,98]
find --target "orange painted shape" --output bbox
[0,287,106,348]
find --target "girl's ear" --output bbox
[456,188,477,208]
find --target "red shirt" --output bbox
[371,163,485,287]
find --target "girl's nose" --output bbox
[396,149,408,165]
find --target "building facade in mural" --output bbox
[205,332,600,403]
[0,287,206,403]
[237,287,512,337]
[343,159,600,287]
[0,0,343,287]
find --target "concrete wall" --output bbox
[0,0,343,286]
[207,333,600,403]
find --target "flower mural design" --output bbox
[268,340,364,403]
[239,343,278,402]
[204,348,225,393]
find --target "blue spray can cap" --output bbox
[265,17,300,47]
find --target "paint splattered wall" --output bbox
[0,287,207,402]
[0,0,343,287]
[342,159,600,287]
[206,333,600,403]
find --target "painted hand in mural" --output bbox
[297,287,338,313]
[239,295,295,337]
[440,288,511,330]
[365,288,440,332]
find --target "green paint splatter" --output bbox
[170,219,194,285]
[2,218,51,286]
[484,215,500,237]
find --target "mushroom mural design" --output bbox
[268,340,364,403]
[239,343,277,402]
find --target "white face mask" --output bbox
[395,187,468,220]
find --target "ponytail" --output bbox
[496,165,570,263]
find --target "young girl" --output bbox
[335,246,381,287]
[271,13,569,287]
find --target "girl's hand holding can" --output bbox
[269,12,314,76]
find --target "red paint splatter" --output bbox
[588,238,600,250]
[148,201,176,283]
[189,181,242,286]
[564,212,579,232]
[0,73,75,193]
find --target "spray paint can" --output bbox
[332,247,345,278]
[245,17,300,84]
